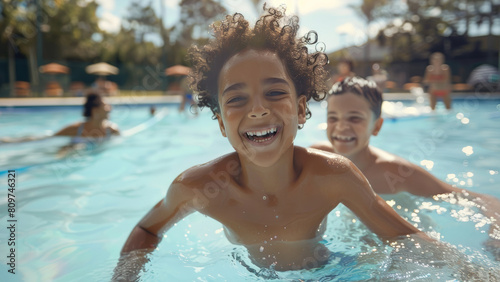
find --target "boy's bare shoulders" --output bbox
[371,146,412,169]
[299,147,353,176]
[172,153,240,188]
[369,146,416,177]
[368,146,436,194]
[300,147,377,201]
[309,141,335,153]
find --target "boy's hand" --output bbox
[112,249,151,281]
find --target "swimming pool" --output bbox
[0,96,499,281]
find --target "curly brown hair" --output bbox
[188,4,329,119]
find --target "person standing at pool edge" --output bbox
[114,6,433,278]
[311,77,500,256]
[423,52,452,110]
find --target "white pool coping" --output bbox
[0,95,181,107]
[0,92,498,107]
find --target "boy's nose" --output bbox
[248,99,270,118]
[336,119,350,130]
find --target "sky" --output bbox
[94,0,499,54]
[94,0,370,53]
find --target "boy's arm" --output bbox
[114,180,196,280]
[121,181,196,253]
[399,162,500,248]
[398,162,500,222]
[336,161,428,239]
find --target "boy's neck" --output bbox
[239,145,298,194]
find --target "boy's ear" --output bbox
[216,113,227,137]
[297,95,307,125]
[372,117,384,136]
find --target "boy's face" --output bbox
[216,49,307,167]
[326,93,382,158]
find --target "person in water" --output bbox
[54,92,120,140]
[423,52,452,110]
[0,92,120,144]
[116,6,431,278]
[311,77,500,255]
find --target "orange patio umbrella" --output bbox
[165,65,191,76]
[39,63,69,74]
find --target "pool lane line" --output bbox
[122,108,169,137]
[0,159,61,176]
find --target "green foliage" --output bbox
[362,0,499,62]
[175,0,226,46]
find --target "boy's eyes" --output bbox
[226,96,246,104]
[327,116,364,122]
[349,116,363,122]
[224,90,288,104]
[266,90,287,97]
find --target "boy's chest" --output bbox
[200,189,332,244]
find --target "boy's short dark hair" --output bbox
[329,77,383,118]
[188,5,329,119]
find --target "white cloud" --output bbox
[336,22,367,45]
[163,0,180,9]
[267,0,343,15]
[99,11,121,33]
[336,22,360,35]
[95,0,115,11]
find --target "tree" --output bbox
[0,0,103,95]
[350,0,389,75]
[174,0,226,47]
[42,0,101,61]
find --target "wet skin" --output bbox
[121,50,424,271]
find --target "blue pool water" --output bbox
[0,97,499,281]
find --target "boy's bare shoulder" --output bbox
[300,147,352,175]
[371,146,416,172]
[299,147,373,199]
[309,141,334,153]
[172,152,239,187]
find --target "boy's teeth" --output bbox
[246,127,277,137]
[335,135,354,141]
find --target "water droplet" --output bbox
[263,195,267,200]
[275,215,279,219]
[260,246,264,252]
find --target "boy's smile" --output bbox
[216,49,306,167]
[326,93,382,158]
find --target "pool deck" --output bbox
[0,92,499,107]
[0,95,181,107]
